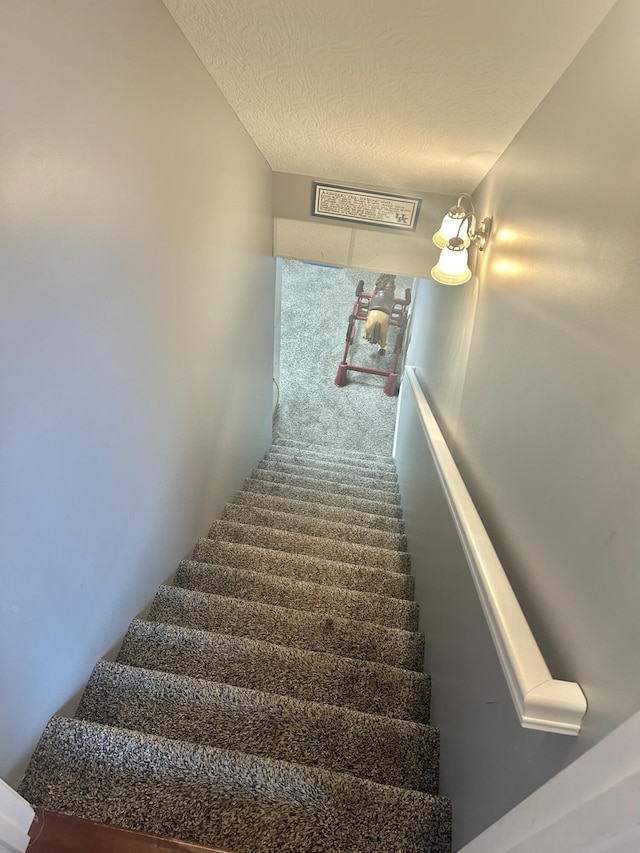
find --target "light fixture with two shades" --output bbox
[431,193,492,285]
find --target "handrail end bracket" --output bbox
[521,679,587,735]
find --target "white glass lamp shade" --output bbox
[433,208,470,249]
[431,239,472,285]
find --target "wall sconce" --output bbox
[431,194,492,285]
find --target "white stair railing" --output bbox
[404,366,587,735]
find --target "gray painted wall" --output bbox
[273,171,449,277]
[396,0,640,847]
[0,0,274,786]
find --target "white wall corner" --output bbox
[0,780,34,853]
[458,710,640,853]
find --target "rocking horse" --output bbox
[363,273,397,353]
[335,273,411,396]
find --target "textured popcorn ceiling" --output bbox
[162,0,616,195]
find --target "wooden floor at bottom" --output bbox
[28,808,232,853]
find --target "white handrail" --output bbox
[404,366,587,735]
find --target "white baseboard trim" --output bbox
[0,779,34,853]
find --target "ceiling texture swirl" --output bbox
[162,0,617,195]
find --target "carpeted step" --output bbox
[20,717,451,853]
[174,562,419,632]
[248,470,401,509]
[222,502,407,551]
[118,620,430,722]
[232,488,405,533]
[77,661,440,794]
[242,477,403,519]
[207,520,410,573]
[148,585,423,670]
[268,445,397,473]
[273,436,395,465]
[263,451,398,483]
[192,539,414,600]
[254,462,400,499]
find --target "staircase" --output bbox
[19,438,452,853]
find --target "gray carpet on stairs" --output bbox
[192,538,414,599]
[148,584,424,670]
[207,519,411,572]
[260,454,399,483]
[19,441,452,852]
[231,487,405,533]
[273,435,394,461]
[242,475,403,518]
[24,717,450,853]
[175,561,420,631]
[249,466,401,502]
[77,661,440,793]
[117,619,430,721]
[265,447,398,474]
[221,502,407,551]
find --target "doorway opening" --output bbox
[273,259,414,457]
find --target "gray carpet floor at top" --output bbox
[274,260,413,456]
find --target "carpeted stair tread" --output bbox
[148,585,423,671]
[117,620,430,722]
[243,477,402,518]
[77,661,440,793]
[263,452,398,483]
[222,501,407,551]
[272,436,395,462]
[254,462,400,500]
[192,539,414,600]
[269,442,396,469]
[174,562,419,632]
[232,488,405,533]
[207,520,411,573]
[267,446,397,474]
[20,716,451,853]
[271,437,394,464]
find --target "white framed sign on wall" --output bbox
[312,182,421,231]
